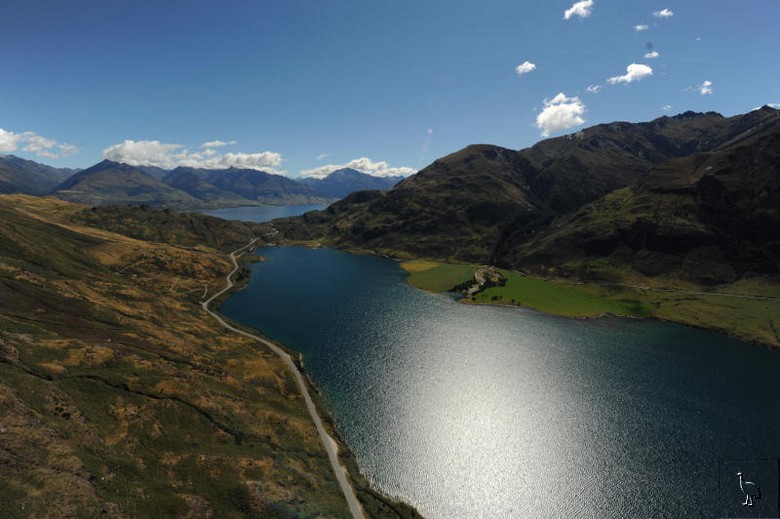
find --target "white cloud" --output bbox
[299,157,416,179]
[644,51,659,59]
[0,128,79,159]
[515,61,537,75]
[585,85,602,94]
[697,80,714,95]
[535,93,586,137]
[653,8,673,18]
[103,140,285,174]
[316,153,330,161]
[200,140,236,148]
[661,104,672,111]
[607,63,653,84]
[563,0,594,20]
[634,24,649,31]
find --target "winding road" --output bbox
[201,239,365,519]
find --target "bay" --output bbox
[198,204,324,223]
[222,246,780,518]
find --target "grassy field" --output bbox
[471,271,654,318]
[400,259,780,349]
[400,260,474,293]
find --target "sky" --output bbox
[0,0,778,178]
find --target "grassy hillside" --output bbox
[403,262,780,349]
[0,195,418,518]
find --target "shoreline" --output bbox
[205,240,423,519]
[277,241,780,351]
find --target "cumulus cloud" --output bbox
[103,140,285,173]
[585,85,602,94]
[515,61,537,75]
[200,140,236,148]
[299,157,416,179]
[644,50,659,59]
[634,24,649,31]
[535,93,586,137]
[607,63,653,84]
[697,80,714,95]
[563,0,594,20]
[653,8,673,18]
[0,128,79,159]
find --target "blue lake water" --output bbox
[221,246,780,518]
[198,204,324,223]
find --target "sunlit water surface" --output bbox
[221,246,780,518]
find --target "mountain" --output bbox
[0,154,78,195]
[511,106,780,284]
[1,157,391,208]
[53,160,199,207]
[0,195,420,517]
[0,195,336,516]
[207,167,324,204]
[275,107,780,282]
[162,166,251,205]
[300,168,403,199]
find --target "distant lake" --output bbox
[198,204,324,223]
[222,246,780,518]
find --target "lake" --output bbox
[221,246,780,518]
[198,204,324,223]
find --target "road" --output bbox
[201,239,365,519]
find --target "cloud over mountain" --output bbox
[102,140,284,173]
[0,128,79,159]
[536,93,585,137]
[299,157,416,179]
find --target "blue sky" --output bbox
[1,0,777,178]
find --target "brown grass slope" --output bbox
[0,195,356,518]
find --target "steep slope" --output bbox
[208,168,324,204]
[0,196,421,518]
[511,109,780,284]
[53,160,198,207]
[0,154,77,195]
[162,167,254,206]
[276,107,780,266]
[300,168,403,199]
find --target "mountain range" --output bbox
[0,155,403,208]
[0,154,79,195]
[276,106,780,286]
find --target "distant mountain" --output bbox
[0,156,398,208]
[53,160,199,207]
[299,168,403,199]
[0,154,78,195]
[275,107,780,285]
[134,164,169,180]
[207,168,324,205]
[162,167,250,205]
